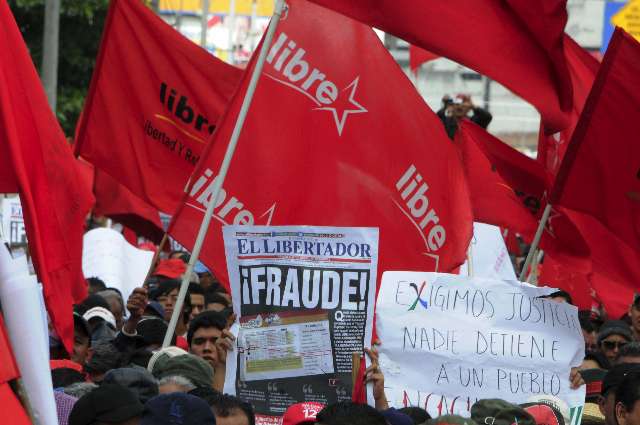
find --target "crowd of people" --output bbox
[41,249,640,425]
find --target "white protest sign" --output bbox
[82,228,154,302]
[1,197,26,246]
[459,223,516,280]
[377,272,585,419]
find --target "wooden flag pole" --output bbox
[162,0,286,348]
[518,203,552,282]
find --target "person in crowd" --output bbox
[158,375,196,394]
[86,277,107,295]
[582,351,611,370]
[187,310,235,390]
[438,93,492,140]
[398,407,431,425]
[599,364,640,425]
[618,343,640,365]
[614,370,640,425]
[194,261,216,291]
[152,353,214,390]
[71,312,91,365]
[149,279,192,342]
[189,282,206,321]
[142,392,216,425]
[69,383,144,425]
[204,289,231,312]
[471,399,535,425]
[315,401,388,425]
[103,367,159,404]
[54,391,78,425]
[542,290,573,305]
[85,340,126,383]
[51,360,85,388]
[598,321,634,364]
[63,382,98,400]
[210,393,255,425]
[582,313,599,352]
[97,289,126,331]
[83,305,117,345]
[282,402,325,425]
[629,295,640,341]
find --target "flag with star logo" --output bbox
[168,0,474,291]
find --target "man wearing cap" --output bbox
[598,321,633,364]
[599,364,640,425]
[69,383,144,425]
[629,294,640,341]
[282,402,325,425]
[471,399,536,425]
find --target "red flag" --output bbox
[538,253,593,310]
[93,170,164,244]
[538,35,599,175]
[552,28,640,254]
[409,45,438,72]
[456,121,541,236]
[307,0,572,133]
[75,0,243,214]
[0,3,95,353]
[169,0,473,289]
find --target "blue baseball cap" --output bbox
[142,393,216,425]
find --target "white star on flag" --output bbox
[314,76,367,136]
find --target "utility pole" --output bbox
[201,0,210,48]
[41,0,60,112]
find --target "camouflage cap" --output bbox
[471,399,536,425]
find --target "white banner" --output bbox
[82,228,154,302]
[459,223,516,280]
[377,272,585,419]
[1,197,26,246]
[223,225,379,424]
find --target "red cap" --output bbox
[153,259,187,279]
[282,402,325,425]
[49,359,83,372]
[138,242,157,252]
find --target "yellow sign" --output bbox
[612,0,640,41]
[160,0,274,16]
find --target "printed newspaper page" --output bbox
[223,225,379,425]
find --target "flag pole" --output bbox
[518,203,552,281]
[162,0,286,348]
[466,243,474,277]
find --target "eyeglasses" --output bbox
[602,340,628,350]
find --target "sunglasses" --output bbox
[602,340,628,350]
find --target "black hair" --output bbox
[86,277,107,293]
[74,294,110,316]
[585,350,611,370]
[316,402,387,425]
[137,318,176,347]
[579,311,596,333]
[618,342,640,362]
[204,290,230,308]
[188,282,205,296]
[615,370,640,423]
[399,407,431,424]
[187,311,228,345]
[188,386,222,406]
[149,280,180,300]
[51,368,85,388]
[210,394,255,425]
[544,290,573,305]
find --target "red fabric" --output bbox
[282,402,325,425]
[0,317,19,384]
[456,121,541,236]
[552,29,640,257]
[49,359,83,373]
[153,259,186,279]
[168,0,473,290]
[0,384,30,425]
[0,3,94,354]
[75,0,243,214]
[308,0,572,133]
[538,253,593,310]
[351,355,367,404]
[538,35,599,175]
[176,335,189,351]
[93,170,164,244]
[409,45,438,71]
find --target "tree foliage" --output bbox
[8,0,110,135]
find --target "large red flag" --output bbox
[456,121,541,236]
[75,0,243,214]
[169,0,473,289]
[538,35,599,175]
[552,28,640,254]
[0,3,95,353]
[307,0,572,133]
[409,45,438,72]
[538,253,593,310]
[93,170,164,244]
